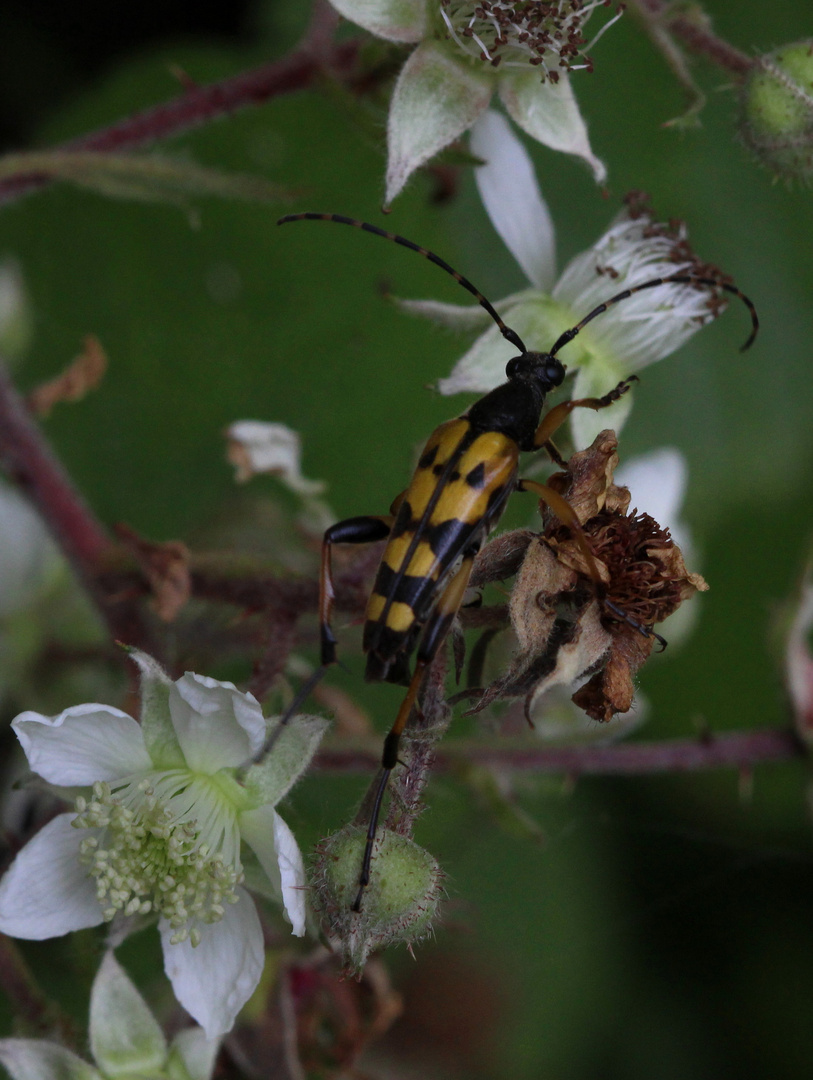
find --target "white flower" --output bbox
[225,421,325,495]
[0,950,220,1080]
[0,651,328,1039]
[329,0,618,203]
[405,110,736,448]
[615,446,690,556]
[786,566,813,742]
[224,419,334,533]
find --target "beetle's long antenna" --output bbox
[548,274,759,358]
[278,212,528,354]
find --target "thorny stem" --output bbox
[0,360,156,649]
[630,0,753,78]
[0,1,355,207]
[315,727,805,777]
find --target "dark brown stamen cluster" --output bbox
[618,190,731,314]
[439,1,613,81]
[587,509,685,628]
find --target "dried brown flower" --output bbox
[469,430,706,722]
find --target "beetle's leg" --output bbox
[318,515,393,667]
[541,438,568,469]
[266,515,394,755]
[517,478,605,586]
[532,376,637,450]
[352,548,478,912]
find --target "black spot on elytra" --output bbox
[418,444,439,470]
[434,464,460,481]
[465,461,486,489]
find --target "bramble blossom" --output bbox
[0,651,327,1038]
[0,951,220,1080]
[328,0,619,202]
[402,110,736,448]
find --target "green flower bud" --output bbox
[313,825,443,972]
[740,40,813,182]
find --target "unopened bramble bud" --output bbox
[312,825,443,971]
[740,40,813,182]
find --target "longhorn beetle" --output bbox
[277,212,759,911]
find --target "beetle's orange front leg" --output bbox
[533,376,637,449]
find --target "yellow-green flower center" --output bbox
[73,773,243,946]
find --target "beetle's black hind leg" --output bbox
[263,515,394,758]
[352,547,478,912]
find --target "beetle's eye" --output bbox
[505,356,523,379]
[546,358,566,386]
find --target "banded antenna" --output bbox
[278,213,759,356]
[278,212,528,354]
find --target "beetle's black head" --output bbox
[505,351,566,391]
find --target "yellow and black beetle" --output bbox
[277,213,759,909]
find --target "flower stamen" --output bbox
[73,774,243,945]
[438,1,620,81]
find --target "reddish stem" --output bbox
[632,0,753,78]
[0,26,357,206]
[315,727,804,777]
[0,362,155,649]
[0,363,108,568]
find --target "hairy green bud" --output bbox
[312,825,443,971]
[740,40,813,182]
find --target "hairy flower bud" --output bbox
[313,826,443,972]
[740,40,813,182]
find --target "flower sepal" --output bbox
[312,825,443,972]
[241,713,330,806]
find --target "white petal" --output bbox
[437,294,569,396]
[11,704,151,790]
[471,110,556,291]
[499,70,606,183]
[12,705,152,785]
[0,1040,101,1080]
[167,1028,221,1080]
[614,448,689,548]
[553,212,717,371]
[328,0,425,42]
[0,814,103,939]
[386,41,492,205]
[89,952,167,1078]
[169,673,266,772]
[240,805,307,936]
[568,362,635,449]
[225,420,326,495]
[787,575,813,732]
[159,888,264,1039]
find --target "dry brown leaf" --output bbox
[114,522,191,622]
[28,335,107,417]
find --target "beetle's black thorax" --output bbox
[465,377,547,451]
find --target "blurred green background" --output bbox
[1,0,813,1077]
